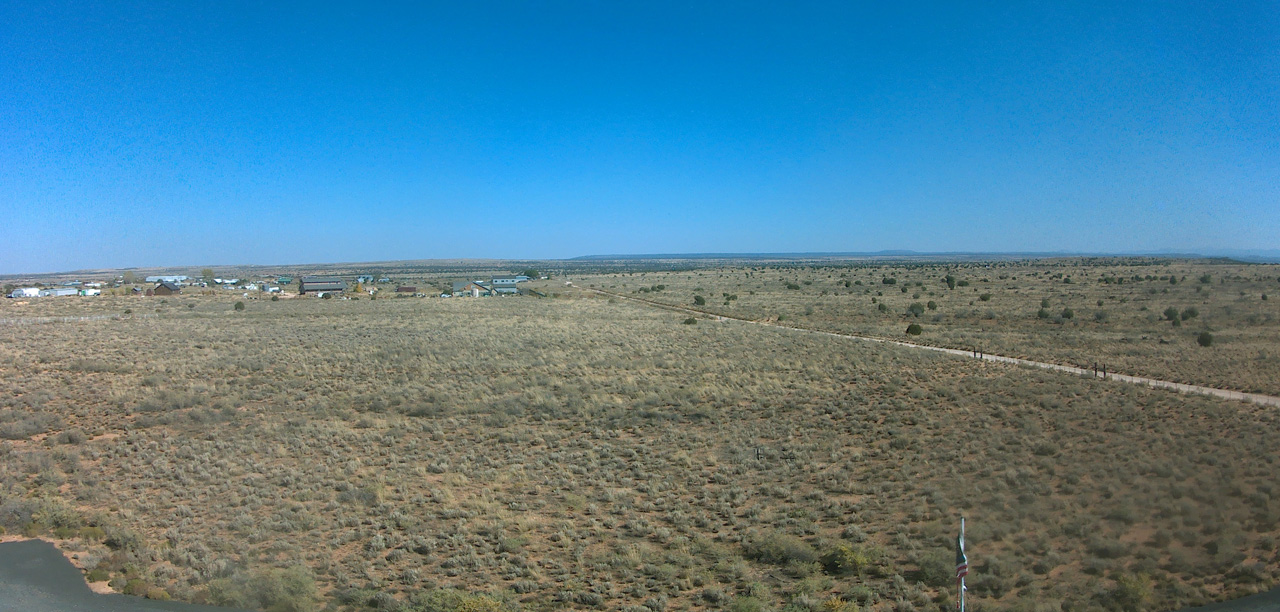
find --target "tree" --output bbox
[122,271,136,284]
[693,296,706,306]
[521,269,540,279]
[907,302,925,317]
[234,301,245,311]
[1061,308,1074,319]
[905,323,923,336]
[201,268,214,284]
[1197,332,1214,347]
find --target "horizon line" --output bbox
[4,249,1278,279]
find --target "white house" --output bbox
[8,288,40,298]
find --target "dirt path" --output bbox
[578,285,1280,409]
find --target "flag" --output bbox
[955,533,968,583]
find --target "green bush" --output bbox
[979,293,992,301]
[822,542,869,575]
[683,318,697,325]
[1109,573,1152,612]
[1197,332,1213,347]
[726,596,768,612]
[1061,308,1074,319]
[1181,307,1198,320]
[745,532,818,566]
[907,302,925,316]
[207,566,319,612]
[234,301,245,311]
[905,324,922,336]
[914,550,954,587]
[881,277,896,285]
[693,295,705,306]
[926,301,937,310]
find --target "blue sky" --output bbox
[2,2,1277,273]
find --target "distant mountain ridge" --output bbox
[570,249,1280,261]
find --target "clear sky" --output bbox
[2,2,1277,273]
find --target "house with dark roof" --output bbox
[299,276,348,295]
[153,281,181,296]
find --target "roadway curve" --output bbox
[575,285,1280,409]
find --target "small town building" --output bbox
[491,281,521,295]
[153,281,181,296]
[451,281,490,297]
[39,288,79,297]
[300,276,348,295]
[396,286,417,293]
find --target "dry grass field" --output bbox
[0,261,1277,612]
[567,259,1280,397]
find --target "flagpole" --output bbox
[960,517,966,612]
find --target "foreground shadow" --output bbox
[0,540,251,612]
[1179,586,1280,612]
